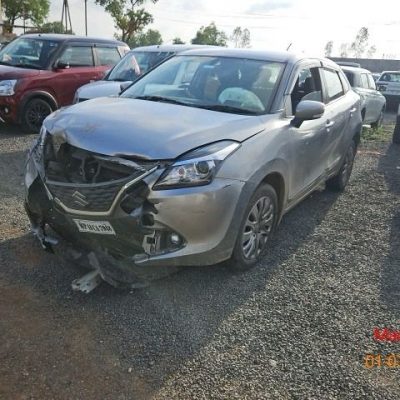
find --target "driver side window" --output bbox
[291,67,322,114]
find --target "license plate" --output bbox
[73,219,116,235]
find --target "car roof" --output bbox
[341,65,372,74]
[172,47,338,67]
[380,71,400,74]
[19,33,127,46]
[131,44,215,53]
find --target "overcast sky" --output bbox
[27,0,400,57]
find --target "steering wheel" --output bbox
[218,87,265,112]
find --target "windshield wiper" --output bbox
[133,95,189,106]
[0,61,11,66]
[196,104,259,115]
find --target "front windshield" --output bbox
[121,55,284,115]
[0,38,60,69]
[107,50,172,82]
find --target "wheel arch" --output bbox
[18,91,58,123]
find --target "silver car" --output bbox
[25,48,362,288]
[74,44,209,103]
[376,71,400,108]
[342,66,386,128]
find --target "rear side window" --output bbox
[367,74,376,90]
[322,69,344,102]
[360,74,369,89]
[96,46,121,66]
[59,46,94,67]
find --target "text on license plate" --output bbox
[73,219,116,235]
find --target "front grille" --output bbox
[42,136,158,213]
[47,178,130,212]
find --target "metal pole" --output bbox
[85,0,88,36]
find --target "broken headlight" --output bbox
[153,141,240,190]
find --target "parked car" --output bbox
[372,72,381,82]
[341,66,386,128]
[24,49,362,288]
[74,44,211,103]
[376,71,400,108]
[0,33,129,133]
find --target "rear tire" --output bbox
[326,141,356,192]
[229,184,278,271]
[21,98,54,134]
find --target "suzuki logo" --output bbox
[72,191,90,207]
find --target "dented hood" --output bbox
[44,97,265,160]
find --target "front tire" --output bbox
[22,98,54,134]
[326,141,356,192]
[229,184,278,271]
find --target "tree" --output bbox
[230,26,251,48]
[2,0,50,33]
[350,27,369,58]
[96,0,158,43]
[366,45,377,58]
[339,43,349,57]
[191,22,227,46]
[324,41,333,57]
[128,28,162,47]
[32,21,74,34]
[172,37,185,44]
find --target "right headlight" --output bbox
[153,141,240,190]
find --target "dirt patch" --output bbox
[0,281,153,400]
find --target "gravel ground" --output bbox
[1,121,400,399]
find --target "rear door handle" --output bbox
[326,121,335,128]
[350,107,357,113]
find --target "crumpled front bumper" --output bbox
[24,146,246,286]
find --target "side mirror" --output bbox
[53,60,70,70]
[119,81,131,94]
[291,100,325,128]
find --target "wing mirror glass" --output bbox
[291,100,325,128]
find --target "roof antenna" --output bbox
[61,0,73,33]
[286,43,293,51]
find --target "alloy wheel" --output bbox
[241,196,275,260]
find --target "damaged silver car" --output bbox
[24,48,362,290]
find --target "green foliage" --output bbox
[95,0,157,43]
[2,0,50,33]
[191,22,227,46]
[230,26,251,48]
[128,29,162,47]
[362,125,393,142]
[350,27,369,58]
[172,37,185,45]
[32,21,74,34]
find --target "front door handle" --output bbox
[350,107,357,113]
[326,120,335,128]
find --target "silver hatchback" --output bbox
[25,49,362,287]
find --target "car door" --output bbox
[359,73,376,123]
[50,43,97,106]
[94,44,123,80]
[366,73,385,122]
[320,67,353,172]
[286,64,331,201]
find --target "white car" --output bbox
[74,44,211,103]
